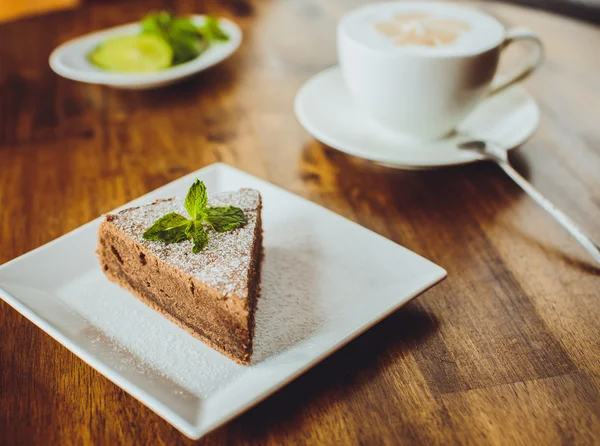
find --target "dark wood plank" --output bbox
[1,1,599,445]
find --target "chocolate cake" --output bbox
[97,189,263,365]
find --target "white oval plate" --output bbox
[295,67,541,170]
[49,16,242,89]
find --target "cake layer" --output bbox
[97,190,263,365]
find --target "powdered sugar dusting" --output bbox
[59,270,245,398]
[109,189,260,298]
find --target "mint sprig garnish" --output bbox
[142,180,247,253]
[140,12,229,66]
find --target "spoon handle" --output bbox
[497,161,600,265]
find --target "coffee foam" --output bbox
[340,2,505,56]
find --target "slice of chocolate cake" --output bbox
[97,188,263,365]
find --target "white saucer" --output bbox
[295,66,540,169]
[49,16,242,90]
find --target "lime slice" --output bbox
[90,34,173,73]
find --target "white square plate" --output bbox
[0,164,446,439]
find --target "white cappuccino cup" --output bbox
[338,2,544,140]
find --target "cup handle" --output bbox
[489,27,544,96]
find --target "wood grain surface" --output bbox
[1,0,600,444]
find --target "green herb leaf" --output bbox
[172,16,200,35]
[205,206,247,232]
[141,12,208,65]
[198,15,229,42]
[184,179,208,220]
[142,179,247,254]
[167,28,205,65]
[141,11,172,35]
[142,212,190,243]
[186,220,209,253]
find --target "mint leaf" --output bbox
[172,16,200,35]
[168,26,205,64]
[141,12,207,65]
[186,220,209,253]
[184,179,208,220]
[198,15,229,42]
[141,11,173,35]
[205,206,247,232]
[143,212,190,243]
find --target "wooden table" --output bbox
[1,1,599,444]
